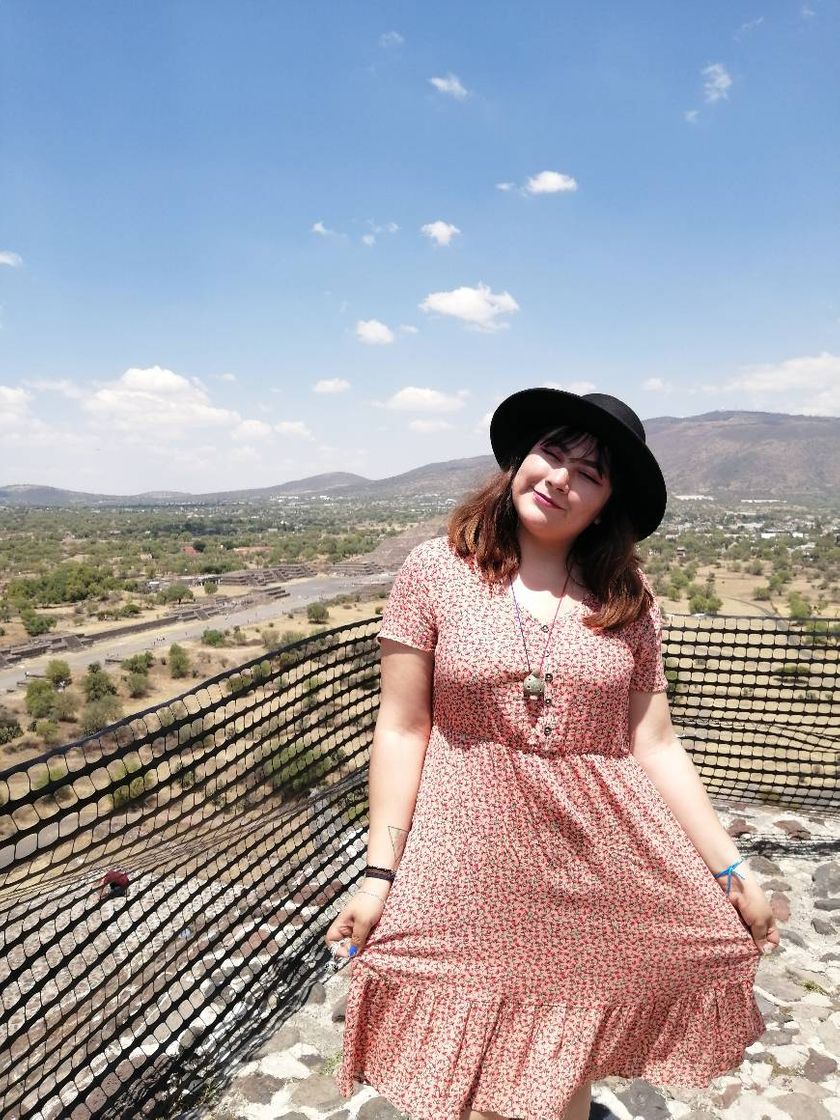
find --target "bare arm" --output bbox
[629,689,747,877]
[360,637,434,901]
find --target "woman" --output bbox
[328,387,779,1120]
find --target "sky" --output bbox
[1,1,839,495]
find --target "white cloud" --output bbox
[379,30,404,48]
[312,220,341,237]
[274,420,315,439]
[419,282,520,332]
[0,251,23,268]
[360,220,399,247]
[801,4,815,16]
[684,109,699,124]
[229,445,261,464]
[233,419,273,441]
[399,324,419,335]
[220,372,237,382]
[356,319,395,345]
[380,387,469,413]
[496,182,516,192]
[718,351,840,414]
[22,378,85,399]
[702,63,733,104]
[409,419,454,433]
[84,366,239,432]
[734,16,764,39]
[421,220,461,246]
[429,73,469,99]
[542,379,597,395]
[0,385,31,430]
[642,377,673,392]
[313,378,351,394]
[524,170,579,195]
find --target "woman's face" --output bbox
[511,430,613,544]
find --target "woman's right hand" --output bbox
[325,886,390,967]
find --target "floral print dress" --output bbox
[335,536,765,1120]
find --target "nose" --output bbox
[547,465,570,492]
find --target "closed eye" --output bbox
[544,447,602,484]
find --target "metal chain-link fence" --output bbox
[0,612,837,1119]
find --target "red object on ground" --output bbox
[102,869,130,889]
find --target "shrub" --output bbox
[35,719,61,745]
[21,610,58,637]
[26,679,57,719]
[168,643,190,678]
[82,663,118,702]
[109,755,157,810]
[202,629,226,647]
[80,694,124,735]
[306,602,329,624]
[203,580,219,595]
[45,660,72,688]
[774,662,811,679]
[263,742,334,798]
[0,707,23,745]
[52,691,80,722]
[122,651,154,674]
[125,671,150,698]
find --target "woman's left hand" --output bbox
[728,876,780,956]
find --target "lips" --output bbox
[533,489,563,510]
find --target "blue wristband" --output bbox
[712,857,746,895]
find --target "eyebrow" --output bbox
[540,440,605,475]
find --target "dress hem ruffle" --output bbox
[335,963,765,1120]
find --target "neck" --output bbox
[515,525,576,588]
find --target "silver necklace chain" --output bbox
[509,566,572,702]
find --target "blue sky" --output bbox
[1,1,839,493]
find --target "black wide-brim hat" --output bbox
[490,387,667,540]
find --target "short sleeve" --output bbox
[629,575,669,693]
[377,543,438,653]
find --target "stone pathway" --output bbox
[204,800,839,1120]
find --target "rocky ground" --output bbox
[202,798,839,1120]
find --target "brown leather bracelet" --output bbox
[365,866,396,882]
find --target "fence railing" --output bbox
[0,612,837,1120]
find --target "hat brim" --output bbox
[490,388,667,540]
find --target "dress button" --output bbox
[542,624,550,632]
[545,698,552,706]
[545,672,553,682]
[543,726,551,736]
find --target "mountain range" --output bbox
[2,409,838,507]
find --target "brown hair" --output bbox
[446,423,655,632]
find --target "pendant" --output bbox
[523,672,545,700]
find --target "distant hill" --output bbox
[1,410,838,507]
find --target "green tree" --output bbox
[52,691,80,722]
[45,659,72,688]
[21,610,58,637]
[80,694,124,735]
[122,651,154,674]
[82,663,118,702]
[26,679,57,719]
[162,582,193,606]
[0,707,22,746]
[35,719,61,745]
[125,671,150,698]
[202,580,219,595]
[787,593,813,621]
[202,629,226,647]
[306,602,329,624]
[168,643,190,678]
